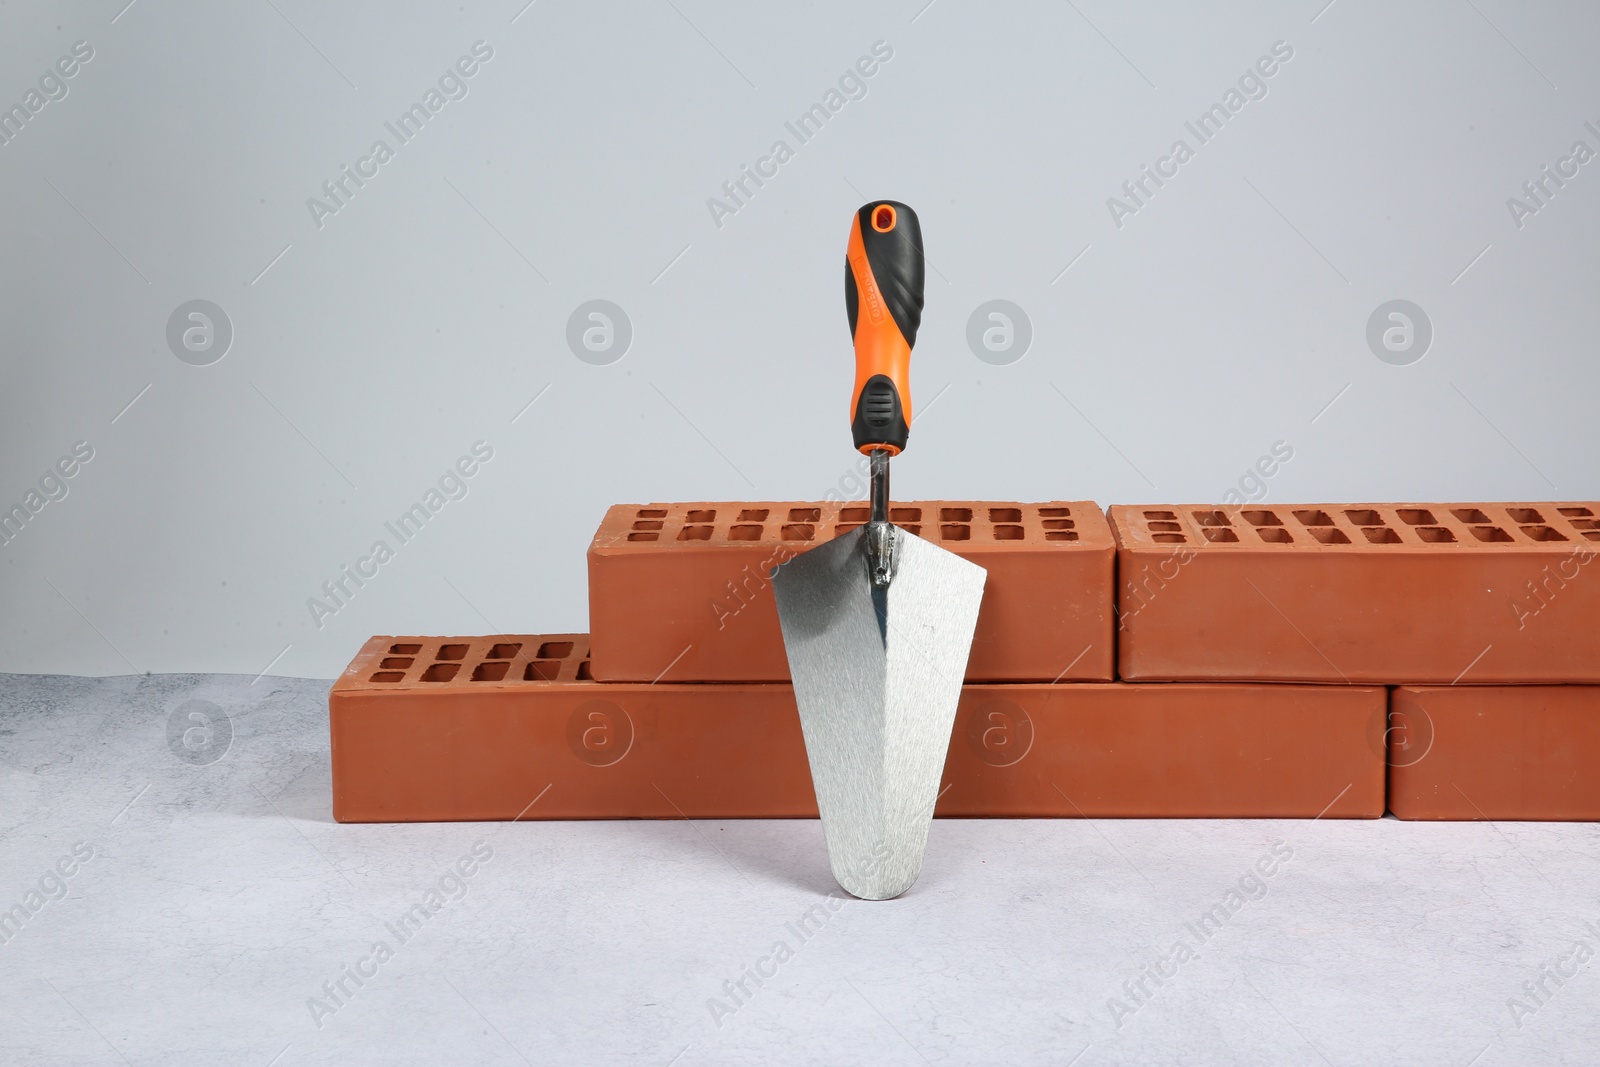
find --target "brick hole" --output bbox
[1193,510,1231,527]
[738,509,769,521]
[1257,528,1293,544]
[1397,509,1436,525]
[627,532,659,542]
[389,643,421,655]
[437,644,468,661]
[1572,519,1599,530]
[576,660,593,681]
[1046,531,1079,541]
[1521,525,1568,542]
[1558,507,1594,517]
[1203,528,1239,543]
[537,641,574,658]
[993,525,1025,540]
[1143,510,1176,520]
[1043,519,1076,530]
[890,507,922,522]
[678,526,712,541]
[370,671,404,683]
[487,643,522,658]
[1345,509,1384,526]
[941,507,972,522]
[781,524,815,541]
[841,507,870,522]
[836,523,863,536]
[1039,507,1072,517]
[988,507,1022,523]
[1242,510,1282,527]
[636,508,667,519]
[472,661,510,681]
[1310,527,1351,544]
[1508,508,1544,524]
[1294,510,1333,526]
[1586,532,1600,541]
[380,657,413,669]
[1363,527,1401,544]
[686,509,716,523]
[1416,527,1456,543]
[789,507,821,522]
[728,525,763,541]
[1452,508,1490,523]
[632,520,663,531]
[900,524,922,536]
[422,663,459,682]
[941,525,971,541]
[1148,521,1181,532]
[1471,526,1513,543]
[1153,533,1187,544]
[524,660,561,681]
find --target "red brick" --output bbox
[943,681,1383,818]
[1111,503,1600,684]
[330,635,1383,821]
[587,501,1114,683]
[1388,685,1600,820]
[330,635,811,823]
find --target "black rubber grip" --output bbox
[851,374,908,452]
[844,201,925,348]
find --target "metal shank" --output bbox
[866,448,895,588]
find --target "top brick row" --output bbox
[587,501,1600,685]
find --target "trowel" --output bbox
[772,201,987,900]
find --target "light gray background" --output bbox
[2,0,1597,678]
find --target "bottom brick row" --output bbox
[331,635,1387,821]
[328,636,1599,823]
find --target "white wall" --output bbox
[2,0,1596,679]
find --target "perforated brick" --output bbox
[329,635,1383,821]
[1388,685,1600,820]
[587,501,1114,683]
[330,634,811,822]
[1111,503,1600,683]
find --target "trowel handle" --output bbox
[846,201,924,455]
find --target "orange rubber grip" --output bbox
[846,201,924,455]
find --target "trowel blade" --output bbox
[772,525,986,899]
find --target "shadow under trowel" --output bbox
[659,816,841,895]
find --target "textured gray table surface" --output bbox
[2,673,1598,1066]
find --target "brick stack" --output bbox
[1112,503,1600,820]
[329,500,1599,822]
